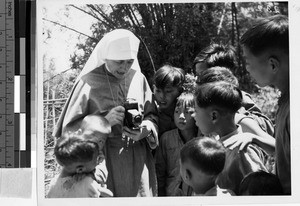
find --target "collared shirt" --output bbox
[216,125,267,194]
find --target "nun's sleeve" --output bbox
[141,75,159,149]
[53,79,92,137]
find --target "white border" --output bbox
[37,0,300,205]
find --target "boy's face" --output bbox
[192,101,215,136]
[180,159,215,195]
[153,85,181,110]
[174,106,195,131]
[242,46,273,87]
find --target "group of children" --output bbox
[47,14,289,198]
[154,14,288,197]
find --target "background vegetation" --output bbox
[43,2,287,195]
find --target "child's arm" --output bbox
[217,144,268,194]
[224,118,275,155]
[155,135,168,196]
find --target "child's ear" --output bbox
[211,110,219,123]
[268,56,280,73]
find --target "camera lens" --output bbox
[133,115,142,125]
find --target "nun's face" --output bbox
[105,59,134,79]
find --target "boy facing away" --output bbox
[193,81,268,194]
[180,136,234,196]
[47,115,112,198]
[193,43,274,136]
[240,14,290,195]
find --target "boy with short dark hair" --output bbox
[239,170,283,195]
[193,81,267,194]
[240,14,290,195]
[180,136,234,196]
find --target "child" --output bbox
[193,81,267,194]
[47,132,104,198]
[180,136,234,196]
[194,44,274,136]
[197,66,276,157]
[155,92,197,196]
[47,115,112,198]
[153,65,185,137]
[240,14,290,195]
[239,170,283,195]
[193,43,236,76]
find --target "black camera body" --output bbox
[123,99,143,129]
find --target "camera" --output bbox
[123,99,143,129]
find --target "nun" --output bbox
[53,29,158,197]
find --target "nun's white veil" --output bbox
[76,29,141,82]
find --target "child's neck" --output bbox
[60,168,74,178]
[217,120,237,138]
[194,182,216,195]
[179,128,197,143]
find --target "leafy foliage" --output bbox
[68,2,287,93]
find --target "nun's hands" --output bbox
[105,106,125,127]
[123,122,151,142]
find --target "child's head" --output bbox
[241,15,289,88]
[153,65,185,110]
[239,171,283,195]
[174,93,196,131]
[55,131,100,175]
[193,81,242,136]
[193,44,237,76]
[81,114,111,150]
[180,136,226,194]
[196,66,239,87]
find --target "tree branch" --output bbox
[88,4,117,29]
[69,5,101,21]
[42,18,97,41]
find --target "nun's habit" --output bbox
[53,29,158,197]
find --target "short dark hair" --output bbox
[180,137,226,176]
[240,15,289,55]
[196,66,239,87]
[193,44,237,73]
[175,92,195,109]
[55,131,99,166]
[195,81,242,114]
[239,170,284,195]
[154,64,185,89]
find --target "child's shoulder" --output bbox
[160,129,181,147]
[47,173,100,198]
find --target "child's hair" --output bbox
[196,66,239,87]
[239,170,283,195]
[193,44,237,74]
[180,136,226,176]
[154,64,185,89]
[195,81,242,114]
[55,131,99,166]
[81,114,111,149]
[175,92,195,109]
[240,14,289,55]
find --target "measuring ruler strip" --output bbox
[0,0,15,168]
[0,0,32,168]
